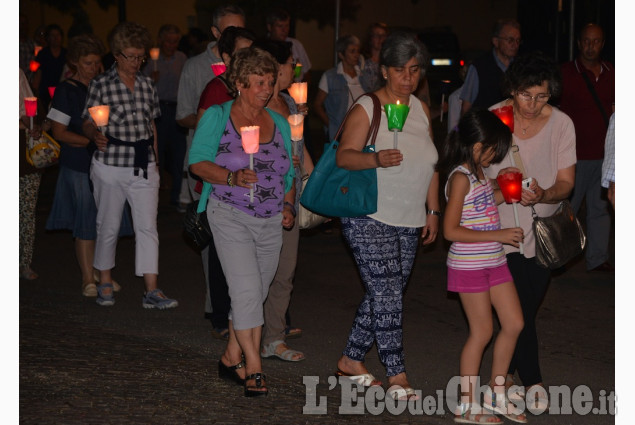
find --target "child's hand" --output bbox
[498,227,524,247]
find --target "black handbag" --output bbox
[532,200,586,269]
[183,201,213,248]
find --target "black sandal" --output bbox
[244,372,268,397]
[218,360,245,385]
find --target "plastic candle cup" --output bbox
[241,126,260,203]
[288,82,307,105]
[384,101,410,132]
[48,86,56,99]
[491,105,514,133]
[24,97,37,117]
[497,172,523,203]
[384,101,410,149]
[293,63,302,80]
[29,60,40,72]
[24,97,37,135]
[211,62,227,76]
[88,105,110,131]
[288,114,304,155]
[149,48,160,71]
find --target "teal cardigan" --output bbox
[188,100,295,213]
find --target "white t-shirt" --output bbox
[356,94,438,228]
[485,101,577,258]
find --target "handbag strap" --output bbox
[509,141,527,178]
[579,66,610,128]
[531,200,564,218]
[333,93,382,147]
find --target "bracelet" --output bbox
[374,152,382,168]
[227,171,234,187]
[427,210,442,217]
[283,201,297,217]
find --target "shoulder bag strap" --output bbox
[334,93,381,146]
[509,141,527,178]
[579,69,610,128]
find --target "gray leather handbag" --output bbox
[532,200,586,269]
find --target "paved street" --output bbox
[19,156,615,424]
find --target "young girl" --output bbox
[440,109,527,424]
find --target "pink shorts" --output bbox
[447,263,513,293]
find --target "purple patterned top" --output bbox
[211,118,290,218]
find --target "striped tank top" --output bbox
[445,165,506,270]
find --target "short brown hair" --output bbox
[109,21,152,55]
[226,46,279,91]
[67,33,105,64]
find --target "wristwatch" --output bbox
[427,210,442,217]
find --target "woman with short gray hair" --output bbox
[334,31,440,401]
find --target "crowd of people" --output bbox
[19,4,614,420]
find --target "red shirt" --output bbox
[559,58,614,160]
[197,77,232,111]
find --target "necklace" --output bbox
[521,123,531,135]
[514,113,532,135]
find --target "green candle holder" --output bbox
[294,64,302,80]
[384,103,410,132]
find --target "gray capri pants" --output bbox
[207,199,284,330]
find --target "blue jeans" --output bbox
[340,216,419,377]
[570,159,611,269]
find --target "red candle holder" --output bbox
[48,86,56,99]
[24,97,37,117]
[497,172,522,203]
[491,105,514,133]
[211,62,226,76]
[29,60,40,73]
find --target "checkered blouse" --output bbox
[82,64,160,167]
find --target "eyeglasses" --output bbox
[498,36,522,45]
[516,91,551,103]
[118,52,147,63]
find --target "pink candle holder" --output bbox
[240,126,260,154]
[211,62,227,76]
[497,172,523,203]
[24,97,37,117]
[491,105,514,133]
[241,126,260,203]
[288,114,304,142]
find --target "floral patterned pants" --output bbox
[19,173,41,269]
[340,216,419,377]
